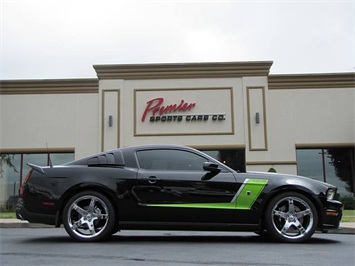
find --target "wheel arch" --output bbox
[55,183,120,227]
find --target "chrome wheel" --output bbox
[266,192,318,242]
[63,191,115,241]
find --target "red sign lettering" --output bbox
[141,97,196,122]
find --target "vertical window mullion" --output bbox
[321,149,327,183]
[19,154,23,188]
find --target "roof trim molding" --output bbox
[269,73,355,89]
[93,61,273,80]
[0,147,75,154]
[0,79,99,95]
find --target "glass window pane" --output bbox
[51,153,75,165]
[297,149,324,182]
[0,154,21,209]
[137,150,207,171]
[326,148,355,196]
[297,148,355,197]
[22,154,47,181]
[203,150,245,172]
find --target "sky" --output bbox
[0,0,354,80]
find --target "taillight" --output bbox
[20,170,32,197]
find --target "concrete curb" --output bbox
[0,219,354,234]
[0,219,53,228]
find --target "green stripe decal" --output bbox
[235,179,268,210]
[147,202,237,209]
[146,178,268,210]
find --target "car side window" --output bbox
[136,149,207,171]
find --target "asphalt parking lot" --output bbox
[1,227,354,266]
[2,219,354,233]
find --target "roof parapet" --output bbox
[94,61,273,80]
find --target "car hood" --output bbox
[244,171,336,191]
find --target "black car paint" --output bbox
[16,145,342,235]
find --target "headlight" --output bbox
[326,188,336,200]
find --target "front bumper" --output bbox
[322,199,343,229]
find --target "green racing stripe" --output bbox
[234,179,268,209]
[146,178,268,210]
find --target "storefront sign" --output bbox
[141,97,226,123]
[141,98,196,122]
[135,88,234,136]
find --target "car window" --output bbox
[136,149,208,171]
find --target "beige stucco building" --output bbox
[0,61,354,207]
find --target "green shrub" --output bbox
[340,194,355,210]
[268,167,277,173]
[0,206,15,213]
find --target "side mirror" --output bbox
[203,162,220,172]
[202,162,221,180]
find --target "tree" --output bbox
[327,148,355,194]
[0,154,18,178]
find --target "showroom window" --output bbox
[0,152,74,209]
[202,149,246,173]
[297,148,354,197]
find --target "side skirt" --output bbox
[119,221,259,232]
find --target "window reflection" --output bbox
[1,155,21,208]
[297,148,355,196]
[202,149,246,173]
[137,150,207,171]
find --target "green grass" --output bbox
[0,211,16,219]
[342,210,355,222]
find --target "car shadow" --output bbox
[108,234,340,244]
[21,232,340,245]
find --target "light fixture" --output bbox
[255,112,260,124]
[108,115,113,127]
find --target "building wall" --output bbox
[0,63,354,207]
[100,77,249,149]
[1,66,354,168]
[259,87,355,174]
[0,79,99,159]
[0,93,99,158]
[262,73,355,174]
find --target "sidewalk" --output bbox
[327,222,355,234]
[0,219,354,234]
[0,219,53,228]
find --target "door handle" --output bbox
[146,176,159,184]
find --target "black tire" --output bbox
[254,230,269,237]
[63,191,116,242]
[265,192,318,243]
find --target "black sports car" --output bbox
[16,144,343,243]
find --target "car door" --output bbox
[133,148,239,223]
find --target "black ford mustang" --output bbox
[16,145,343,242]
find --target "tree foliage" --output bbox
[0,154,18,178]
[327,148,355,194]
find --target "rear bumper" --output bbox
[16,199,56,225]
[321,199,343,229]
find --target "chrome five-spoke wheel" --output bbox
[63,191,115,241]
[265,192,318,243]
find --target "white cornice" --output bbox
[93,61,274,80]
[268,73,355,89]
[0,79,99,95]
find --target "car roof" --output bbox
[118,144,194,152]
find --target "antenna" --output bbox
[46,143,53,168]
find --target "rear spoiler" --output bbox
[27,163,45,174]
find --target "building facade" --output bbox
[1,61,354,208]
